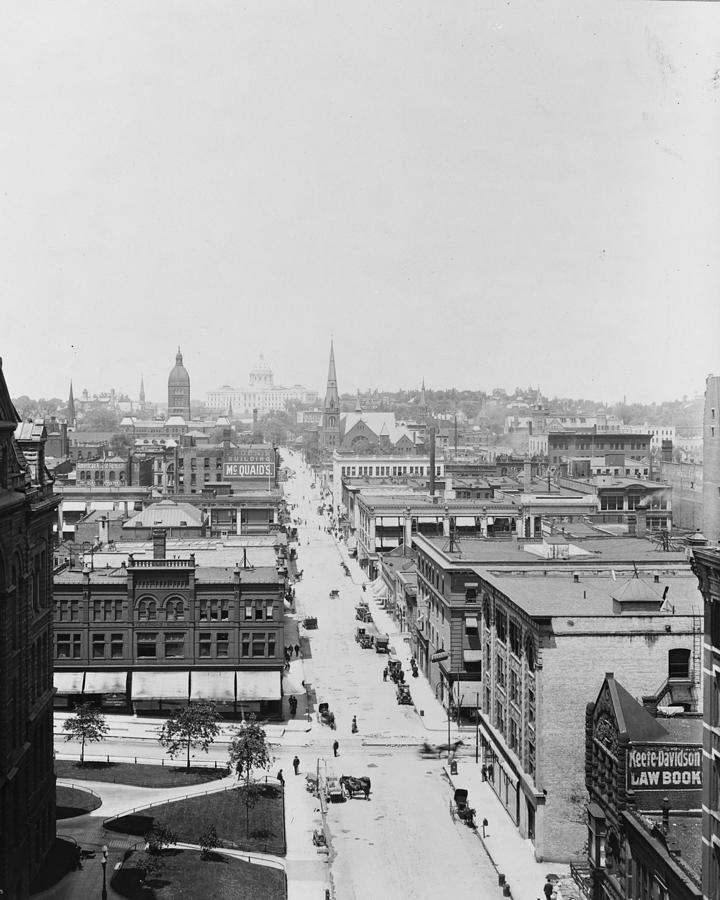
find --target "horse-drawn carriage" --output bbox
[449,788,476,828]
[318,702,336,729]
[326,776,345,803]
[355,603,373,623]
[359,634,374,649]
[340,775,371,800]
[387,657,404,683]
[419,739,465,758]
[302,616,318,629]
[329,588,340,599]
[374,634,390,653]
[396,684,413,705]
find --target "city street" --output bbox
[283,452,502,900]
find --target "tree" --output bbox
[158,700,221,771]
[145,822,177,855]
[228,716,273,837]
[198,824,220,860]
[62,703,109,765]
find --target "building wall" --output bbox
[703,375,720,543]
[660,460,703,532]
[540,622,700,861]
[0,459,58,898]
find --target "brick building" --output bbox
[579,674,701,900]
[0,366,59,899]
[690,546,720,900]
[413,531,703,862]
[549,429,652,469]
[53,530,288,719]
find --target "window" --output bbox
[166,599,185,622]
[241,632,277,658]
[509,717,519,751]
[137,633,158,658]
[110,633,124,659]
[138,598,157,621]
[58,598,80,622]
[199,632,212,658]
[164,632,186,658]
[216,632,229,657]
[496,610,507,643]
[509,669,519,704]
[92,633,106,659]
[265,601,274,620]
[509,620,521,656]
[93,599,123,621]
[56,633,81,659]
[496,654,506,687]
[668,648,690,679]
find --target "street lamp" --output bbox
[101,845,108,899]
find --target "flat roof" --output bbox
[473,570,700,617]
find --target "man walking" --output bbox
[333,739,339,757]
[277,769,285,787]
[293,755,300,775]
[543,877,554,900]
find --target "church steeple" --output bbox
[139,375,146,405]
[321,340,340,452]
[67,381,76,428]
[324,340,339,411]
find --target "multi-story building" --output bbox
[413,531,703,862]
[0,371,59,899]
[206,355,318,414]
[548,429,652,469]
[53,530,287,719]
[580,674,701,900]
[690,545,720,900]
[703,375,720,544]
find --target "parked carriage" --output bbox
[374,634,390,653]
[449,788,476,828]
[302,616,318,629]
[340,775,371,800]
[396,684,413,705]
[326,776,345,803]
[318,702,336,729]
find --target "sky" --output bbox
[1,0,719,407]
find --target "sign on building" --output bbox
[431,650,449,662]
[627,744,701,790]
[223,449,276,479]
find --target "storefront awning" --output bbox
[464,617,478,630]
[84,671,128,694]
[131,670,190,700]
[55,671,85,693]
[62,501,88,513]
[463,649,483,663]
[236,670,281,701]
[418,516,440,524]
[190,670,235,701]
[378,537,399,549]
[455,516,477,527]
[454,681,482,703]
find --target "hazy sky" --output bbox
[1,0,719,406]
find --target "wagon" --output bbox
[396,684,413,705]
[359,634,374,649]
[326,776,345,803]
[329,589,340,599]
[449,788,476,828]
[318,702,336,729]
[374,634,390,653]
[302,616,318,629]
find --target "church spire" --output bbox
[324,340,339,411]
[139,375,146,405]
[67,381,76,428]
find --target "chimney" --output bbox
[429,426,436,496]
[98,515,109,545]
[152,528,167,559]
[661,797,670,835]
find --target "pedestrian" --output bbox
[543,878,554,900]
[294,643,300,657]
[383,667,388,682]
[277,769,285,787]
[293,755,300,775]
[351,715,358,734]
[333,739,339,757]
[74,845,83,871]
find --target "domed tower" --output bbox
[249,354,274,389]
[168,347,191,421]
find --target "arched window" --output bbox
[668,648,690,679]
[137,598,157,621]
[165,598,185,622]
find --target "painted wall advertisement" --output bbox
[627,744,701,790]
[223,449,275,479]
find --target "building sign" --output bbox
[627,744,701,790]
[431,650,449,662]
[223,449,276,479]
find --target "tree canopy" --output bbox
[158,700,221,771]
[227,715,273,785]
[63,703,109,765]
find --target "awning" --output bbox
[378,537,399,549]
[55,671,84,693]
[455,516,477,527]
[190,670,235,701]
[464,617,479,630]
[63,524,76,534]
[90,501,116,511]
[380,516,401,527]
[62,501,88,513]
[463,649,483,663]
[84,671,128,694]
[282,661,306,695]
[236,670,281,701]
[418,516,440,524]
[454,681,482,703]
[131,670,190,700]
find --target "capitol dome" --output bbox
[249,354,274,387]
[167,347,191,420]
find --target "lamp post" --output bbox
[101,844,108,899]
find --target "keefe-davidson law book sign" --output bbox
[224,449,276,479]
[627,744,701,790]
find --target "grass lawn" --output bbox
[56,784,102,818]
[107,784,285,856]
[55,759,229,788]
[112,848,286,900]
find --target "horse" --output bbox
[340,775,371,800]
[420,739,465,758]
